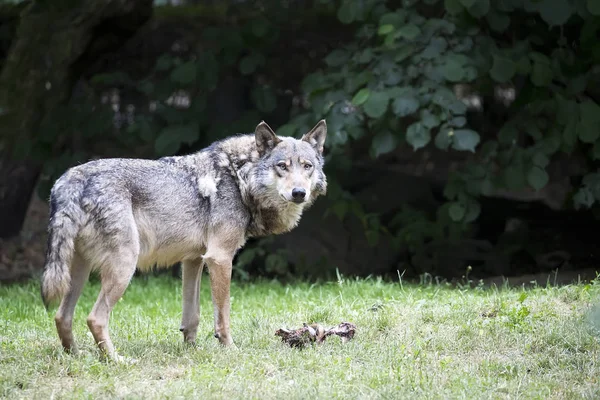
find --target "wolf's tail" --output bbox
[41,174,86,309]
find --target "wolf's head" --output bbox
[252,120,327,208]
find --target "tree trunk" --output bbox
[0,0,152,239]
[0,156,41,238]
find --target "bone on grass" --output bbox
[275,322,357,348]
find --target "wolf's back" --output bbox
[41,171,87,308]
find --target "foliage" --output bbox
[19,0,600,276]
[278,0,600,273]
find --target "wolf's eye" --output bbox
[304,163,313,170]
[277,162,287,171]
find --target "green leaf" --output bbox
[583,172,600,199]
[251,17,269,37]
[593,141,600,160]
[567,75,587,96]
[420,109,441,128]
[589,0,600,16]
[527,166,549,191]
[444,0,463,15]
[435,128,452,150]
[371,131,397,157]
[397,24,421,40]
[449,116,466,127]
[532,152,550,168]
[332,201,349,220]
[530,52,550,64]
[380,11,407,27]
[445,0,463,15]
[154,124,199,155]
[504,164,526,190]
[467,0,490,18]
[406,122,431,150]
[277,123,296,137]
[442,58,465,82]
[459,0,476,7]
[432,87,467,114]
[239,53,265,75]
[562,117,578,152]
[573,187,595,209]
[337,0,357,24]
[578,100,600,143]
[352,88,371,106]
[356,49,374,64]
[451,129,480,152]
[169,61,196,84]
[531,61,553,87]
[196,52,219,90]
[363,91,390,118]
[251,86,277,113]
[490,55,516,83]
[325,49,349,67]
[516,56,531,75]
[239,57,256,75]
[378,24,395,35]
[487,9,510,32]
[155,54,173,71]
[448,202,466,221]
[392,94,420,117]
[464,201,481,223]
[537,0,572,26]
[345,70,372,93]
[137,81,154,95]
[395,45,415,62]
[421,37,448,59]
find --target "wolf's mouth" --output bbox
[280,194,305,204]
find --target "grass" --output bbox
[1,274,600,399]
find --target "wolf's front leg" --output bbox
[203,248,235,346]
[180,259,204,344]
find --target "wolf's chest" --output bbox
[247,205,304,237]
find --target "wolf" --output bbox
[40,120,327,360]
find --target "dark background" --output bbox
[1,0,600,284]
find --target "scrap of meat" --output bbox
[275,322,357,348]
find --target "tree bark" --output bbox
[0,0,153,239]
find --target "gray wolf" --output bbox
[41,120,327,360]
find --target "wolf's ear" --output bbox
[302,120,327,155]
[255,121,282,156]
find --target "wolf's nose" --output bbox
[292,188,306,201]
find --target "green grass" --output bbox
[1,274,600,399]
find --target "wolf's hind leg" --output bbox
[55,253,92,353]
[180,259,204,344]
[87,248,138,361]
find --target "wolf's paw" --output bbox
[101,352,138,365]
[112,354,139,365]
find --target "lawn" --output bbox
[1,274,599,399]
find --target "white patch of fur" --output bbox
[217,153,230,168]
[197,176,218,198]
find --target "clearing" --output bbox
[1,275,599,399]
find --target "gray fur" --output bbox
[40,120,327,360]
